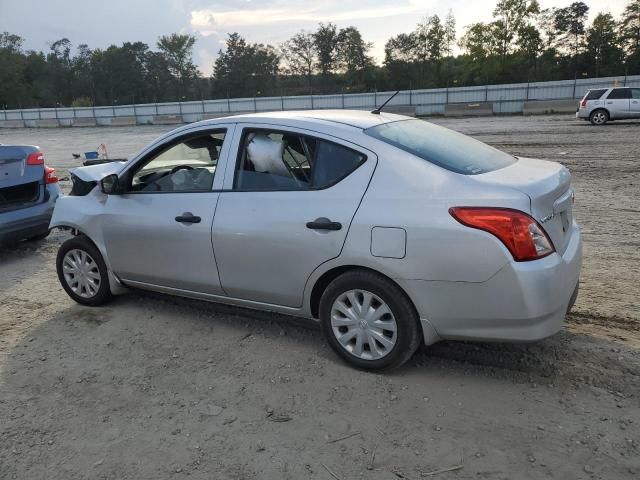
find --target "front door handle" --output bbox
[306,217,342,231]
[175,212,201,224]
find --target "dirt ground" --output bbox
[0,115,639,479]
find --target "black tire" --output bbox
[56,235,112,306]
[589,109,609,125]
[319,269,421,371]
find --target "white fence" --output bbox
[2,74,639,127]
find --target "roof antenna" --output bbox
[371,90,400,115]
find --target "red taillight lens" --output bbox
[580,97,587,108]
[27,152,44,165]
[449,207,555,262]
[44,166,59,184]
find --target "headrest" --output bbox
[246,134,288,177]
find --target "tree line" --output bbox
[1,0,640,109]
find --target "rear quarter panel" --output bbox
[331,140,531,284]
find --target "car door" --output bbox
[605,88,631,118]
[101,125,235,295]
[211,124,377,307]
[630,88,640,117]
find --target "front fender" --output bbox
[50,193,127,295]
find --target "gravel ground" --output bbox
[0,115,639,479]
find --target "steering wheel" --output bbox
[170,165,194,174]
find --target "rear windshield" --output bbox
[364,119,516,175]
[585,89,607,100]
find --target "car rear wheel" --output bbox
[319,270,420,370]
[590,109,609,125]
[56,236,112,306]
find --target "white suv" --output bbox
[576,87,640,125]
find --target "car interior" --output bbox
[235,131,315,190]
[129,132,225,192]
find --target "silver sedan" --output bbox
[51,110,582,370]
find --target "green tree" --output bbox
[280,31,316,92]
[313,23,339,78]
[384,33,418,89]
[517,24,543,74]
[213,33,279,98]
[157,33,199,98]
[553,1,590,70]
[619,0,640,54]
[491,0,540,73]
[460,23,497,82]
[586,13,623,76]
[444,10,457,57]
[0,33,28,108]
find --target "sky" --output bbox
[0,0,629,76]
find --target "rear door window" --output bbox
[631,89,640,99]
[365,119,516,175]
[234,129,366,190]
[607,88,631,99]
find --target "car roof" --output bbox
[203,109,410,130]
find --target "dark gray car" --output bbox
[0,145,62,245]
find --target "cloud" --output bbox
[190,0,434,33]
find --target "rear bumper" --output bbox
[0,183,61,244]
[576,110,588,119]
[400,222,583,344]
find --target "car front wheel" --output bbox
[319,270,420,370]
[56,235,112,306]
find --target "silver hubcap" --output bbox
[330,289,397,361]
[593,112,606,124]
[62,249,101,298]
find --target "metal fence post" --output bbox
[526,82,530,100]
[227,97,231,113]
[572,76,577,99]
[201,99,205,114]
[485,84,488,102]
[253,96,257,112]
[281,95,284,111]
[409,89,413,105]
[446,87,449,104]
[342,91,345,109]
[311,95,314,110]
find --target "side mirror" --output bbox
[100,174,120,195]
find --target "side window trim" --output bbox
[121,126,231,194]
[230,126,368,192]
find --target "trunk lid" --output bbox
[471,157,574,255]
[0,146,45,211]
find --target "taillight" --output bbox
[27,152,44,165]
[449,207,555,262]
[44,166,59,184]
[580,97,587,108]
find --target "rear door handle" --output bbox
[306,217,342,231]
[175,212,201,224]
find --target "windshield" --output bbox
[365,119,516,175]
